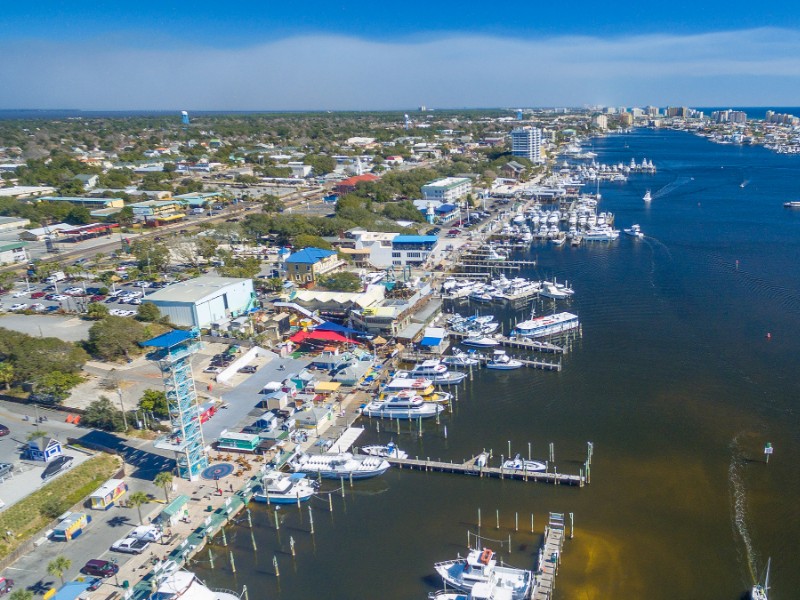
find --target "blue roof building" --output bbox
[285,247,337,264]
[284,247,345,287]
[391,235,440,268]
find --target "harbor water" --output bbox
[196,129,800,599]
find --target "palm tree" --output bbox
[128,491,150,525]
[154,471,174,503]
[0,362,13,391]
[47,555,72,586]
[9,589,34,600]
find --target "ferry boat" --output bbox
[290,452,390,480]
[643,190,652,202]
[511,312,579,339]
[751,557,770,600]
[252,471,318,504]
[149,570,241,600]
[502,454,547,472]
[434,548,533,600]
[486,350,523,370]
[360,441,408,459]
[362,392,444,419]
[623,224,644,238]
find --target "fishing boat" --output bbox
[360,441,408,459]
[461,335,500,348]
[149,569,241,600]
[501,454,547,472]
[290,452,390,480]
[643,190,652,202]
[623,224,644,238]
[384,377,435,394]
[486,350,523,370]
[783,201,800,208]
[441,349,481,368]
[252,471,318,504]
[751,557,770,600]
[362,392,444,419]
[539,282,571,299]
[434,548,533,600]
[511,312,580,339]
[428,581,513,600]
[395,369,467,386]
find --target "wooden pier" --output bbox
[448,330,566,355]
[383,455,585,487]
[399,349,561,371]
[534,513,568,600]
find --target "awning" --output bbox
[289,330,361,345]
[316,321,363,335]
[420,336,444,346]
[314,381,342,392]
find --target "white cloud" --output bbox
[2,27,800,109]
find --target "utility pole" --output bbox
[117,387,128,430]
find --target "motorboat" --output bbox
[486,350,523,370]
[511,312,580,339]
[360,441,408,459]
[751,557,770,600]
[149,570,241,600]
[643,190,652,202]
[252,471,318,504]
[583,226,619,241]
[461,335,500,348]
[434,548,533,600]
[408,360,448,377]
[290,452,390,480]
[362,392,444,419]
[501,454,547,472]
[783,201,800,208]
[384,377,435,395]
[394,369,467,386]
[428,581,513,600]
[623,224,644,238]
[539,282,571,300]
[442,350,481,368]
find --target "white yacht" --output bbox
[486,350,523,370]
[149,570,241,600]
[434,548,533,600]
[539,282,571,299]
[512,312,580,339]
[362,392,444,419]
[461,335,500,349]
[623,224,644,238]
[395,369,467,386]
[583,226,619,241]
[360,441,408,459]
[643,190,652,202]
[252,471,318,504]
[442,350,481,368]
[290,452,390,480]
[502,454,547,472]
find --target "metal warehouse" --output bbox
[145,276,256,329]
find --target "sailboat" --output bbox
[751,557,770,600]
[643,190,652,202]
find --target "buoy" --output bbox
[766,333,772,340]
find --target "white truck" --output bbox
[44,271,66,283]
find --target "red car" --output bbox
[30,291,46,299]
[90,294,106,302]
[0,576,14,595]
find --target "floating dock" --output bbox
[382,455,585,487]
[534,513,568,600]
[447,330,567,354]
[327,426,365,454]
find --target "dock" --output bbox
[400,350,561,371]
[534,513,568,600]
[447,330,567,354]
[382,455,585,487]
[327,426,365,453]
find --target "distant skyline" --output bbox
[1,2,799,110]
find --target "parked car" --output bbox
[0,463,13,478]
[80,559,119,578]
[203,366,223,374]
[0,576,14,595]
[41,455,74,480]
[238,365,258,374]
[111,537,150,554]
[90,295,106,302]
[30,291,46,299]
[30,303,46,312]
[129,525,162,542]
[11,291,26,298]
[0,424,8,436]
[9,304,26,311]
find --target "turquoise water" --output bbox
[197,129,800,599]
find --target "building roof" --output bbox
[435,203,457,214]
[0,241,27,252]
[392,235,438,244]
[145,276,252,304]
[38,196,120,204]
[285,247,337,264]
[422,176,471,190]
[336,174,379,187]
[289,330,359,344]
[140,329,197,348]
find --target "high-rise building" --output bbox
[510,127,543,163]
[593,115,608,130]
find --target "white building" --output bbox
[511,127,543,163]
[145,276,256,329]
[421,177,472,202]
[593,115,609,130]
[390,235,440,267]
[351,230,399,267]
[0,241,28,265]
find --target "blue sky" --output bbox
[0,1,798,109]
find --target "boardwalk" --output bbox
[534,513,568,600]
[383,455,585,487]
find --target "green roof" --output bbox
[160,494,190,518]
[0,241,26,252]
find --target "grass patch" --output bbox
[0,453,122,560]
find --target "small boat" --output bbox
[623,224,644,238]
[462,336,500,348]
[502,454,547,472]
[434,548,533,600]
[252,471,318,504]
[291,452,390,480]
[751,557,770,600]
[643,190,652,202]
[361,441,408,459]
[783,201,800,208]
[486,350,523,370]
[442,350,481,368]
[150,569,241,600]
[362,392,444,419]
[429,581,513,600]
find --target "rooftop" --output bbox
[422,176,471,190]
[285,247,337,264]
[145,276,252,304]
[392,235,438,244]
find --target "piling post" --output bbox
[507,440,511,457]
[229,551,236,573]
[515,512,519,532]
[273,555,280,578]
[308,506,314,534]
[478,508,481,528]
[580,468,584,488]
[290,536,296,557]
[349,471,353,488]
[274,510,280,530]
[250,530,257,551]
[528,442,531,461]
[496,509,500,530]
[508,533,512,554]
[221,527,228,547]
[208,548,215,569]
[243,586,249,600]
[531,514,534,533]
[246,508,253,528]
[418,417,423,438]
[444,425,448,439]
[397,417,400,433]
[570,512,574,539]
[328,493,333,513]
[377,421,380,433]
[549,442,555,464]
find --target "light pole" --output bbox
[117,387,128,430]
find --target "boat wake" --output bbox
[709,253,800,311]
[652,176,693,199]
[728,435,757,584]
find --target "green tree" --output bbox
[116,205,135,226]
[40,496,68,519]
[317,271,363,292]
[305,153,336,175]
[196,237,219,261]
[87,316,147,361]
[0,361,13,390]
[138,389,169,419]
[36,371,83,403]
[10,589,35,600]
[153,471,174,503]
[216,253,261,279]
[128,491,150,525]
[135,302,161,322]
[130,240,171,274]
[293,234,331,250]
[260,195,284,213]
[85,302,109,320]
[82,396,126,431]
[47,556,72,586]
